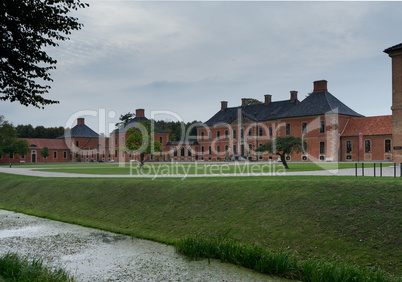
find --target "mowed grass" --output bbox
[2,161,382,175]
[0,173,400,278]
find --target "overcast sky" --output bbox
[1,1,401,135]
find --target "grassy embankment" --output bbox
[0,173,400,280]
[0,252,72,281]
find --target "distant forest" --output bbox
[15,120,202,141]
[154,120,201,142]
[15,124,65,139]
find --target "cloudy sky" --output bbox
[1,1,401,135]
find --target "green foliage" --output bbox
[115,112,201,142]
[154,120,201,141]
[125,120,162,154]
[257,136,306,169]
[15,124,65,138]
[1,0,88,108]
[176,235,391,281]
[246,98,263,105]
[0,173,400,277]
[0,116,29,158]
[115,112,136,127]
[40,146,49,160]
[125,120,162,166]
[0,252,72,281]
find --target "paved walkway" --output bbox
[0,165,400,178]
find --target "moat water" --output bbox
[0,209,285,281]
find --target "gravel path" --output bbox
[0,210,284,281]
[0,165,400,178]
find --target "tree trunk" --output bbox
[139,153,145,169]
[279,153,289,169]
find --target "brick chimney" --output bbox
[136,109,145,117]
[221,101,228,111]
[264,94,272,105]
[241,98,249,107]
[290,91,298,102]
[77,118,85,125]
[313,80,328,92]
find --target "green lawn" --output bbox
[1,161,383,175]
[0,173,400,278]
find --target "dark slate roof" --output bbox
[283,91,364,118]
[203,99,300,126]
[57,124,100,139]
[112,116,169,134]
[166,141,199,146]
[384,43,402,53]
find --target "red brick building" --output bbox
[57,117,109,163]
[196,79,394,162]
[384,43,402,164]
[0,80,396,165]
[340,116,392,162]
[1,138,70,163]
[109,109,170,162]
[1,42,401,165]
[0,117,109,164]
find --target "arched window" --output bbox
[174,147,178,157]
[181,147,185,157]
[188,148,192,157]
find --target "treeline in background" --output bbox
[14,121,201,141]
[15,124,65,139]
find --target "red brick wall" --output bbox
[195,114,393,162]
[0,149,70,164]
[109,131,170,162]
[390,51,402,164]
[340,135,392,161]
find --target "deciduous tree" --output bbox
[1,0,88,108]
[40,146,49,163]
[256,136,306,169]
[0,116,29,165]
[115,112,135,127]
[125,120,162,169]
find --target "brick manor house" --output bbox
[1,43,401,164]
